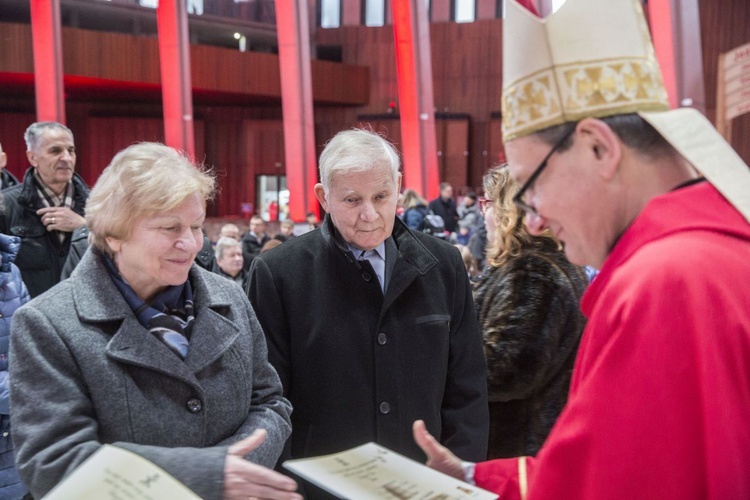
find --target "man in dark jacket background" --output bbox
[247,128,488,498]
[0,122,89,297]
[0,142,19,190]
[428,181,459,233]
[240,215,270,272]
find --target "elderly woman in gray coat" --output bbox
[9,143,298,500]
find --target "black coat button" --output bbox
[362,271,372,282]
[186,398,203,413]
[379,402,391,414]
[377,333,387,345]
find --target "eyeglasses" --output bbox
[478,197,493,214]
[512,126,576,216]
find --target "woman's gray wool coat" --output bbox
[9,248,292,500]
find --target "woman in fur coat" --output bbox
[474,166,588,459]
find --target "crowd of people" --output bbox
[0,0,748,497]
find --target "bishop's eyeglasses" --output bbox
[512,125,576,216]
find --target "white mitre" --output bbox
[502,0,750,222]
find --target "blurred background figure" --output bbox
[474,165,587,459]
[455,243,479,280]
[260,238,283,254]
[428,182,459,234]
[400,188,429,231]
[194,234,216,272]
[0,142,19,190]
[219,222,241,240]
[213,236,246,288]
[278,219,296,240]
[458,191,481,230]
[0,231,29,500]
[240,215,270,271]
[455,220,472,245]
[10,142,296,500]
[304,211,319,231]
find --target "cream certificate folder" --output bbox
[284,442,498,499]
[43,444,201,500]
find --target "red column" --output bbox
[30,0,66,123]
[392,0,440,200]
[648,0,705,113]
[275,0,319,221]
[157,0,195,158]
[648,0,679,109]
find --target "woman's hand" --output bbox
[412,420,466,480]
[223,429,302,500]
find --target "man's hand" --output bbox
[412,420,465,480]
[223,429,302,500]
[37,206,86,233]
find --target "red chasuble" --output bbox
[474,182,750,499]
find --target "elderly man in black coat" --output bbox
[247,128,489,497]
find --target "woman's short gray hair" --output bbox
[318,128,400,193]
[86,142,216,255]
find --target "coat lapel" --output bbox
[381,220,438,313]
[184,304,240,373]
[72,249,240,388]
[106,316,200,387]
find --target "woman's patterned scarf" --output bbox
[102,253,194,359]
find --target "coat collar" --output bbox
[320,214,437,272]
[320,214,438,307]
[582,182,750,316]
[71,248,240,385]
[17,167,90,213]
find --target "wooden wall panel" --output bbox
[0,112,36,180]
[78,116,205,187]
[341,1,362,26]
[430,0,451,22]
[1,22,368,106]
[488,118,505,166]
[239,119,285,217]
[476,0,500,20]
[208,118,249,218]
[438,119,469,192]
[0,23,34,73]
[312,60,370,104]
[699,0,750,164]
[470,121,493,191]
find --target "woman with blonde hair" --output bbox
[10,142,299,500]
[400,188,429,231]
[474,165,588,459]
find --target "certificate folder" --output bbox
[43,444,201,500]
[284,442,498,499]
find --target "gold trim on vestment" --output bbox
[518,456,528,500]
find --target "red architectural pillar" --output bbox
[157,0,195,158]
[30,0,66,123]
[392,0,440,200]
[275,0,319,221]
[648,0,679,109]
[648,0,705,112]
